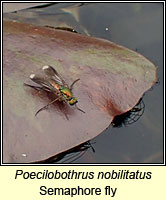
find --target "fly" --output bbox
[24,65,85,116]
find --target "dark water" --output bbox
[4,3,163,163]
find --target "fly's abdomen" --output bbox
[49,80,60,92]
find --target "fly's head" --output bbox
[68,97,78,105]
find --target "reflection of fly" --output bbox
[24,65,85,116]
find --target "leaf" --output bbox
[3,20,157,163]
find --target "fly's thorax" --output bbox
[59,86,73,99]
[59,86,78,105]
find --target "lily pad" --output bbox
[3,20,157,163]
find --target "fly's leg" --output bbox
[75,104,85,113]
[70,79,80,90]
[35,96,61,117]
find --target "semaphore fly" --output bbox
[24,65,85,116]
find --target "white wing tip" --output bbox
[30,74,35,79]
[42,65,50,70]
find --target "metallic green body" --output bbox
[59,86,78,105]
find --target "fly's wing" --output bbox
[42,65,69,87]
[29,73,58,93]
